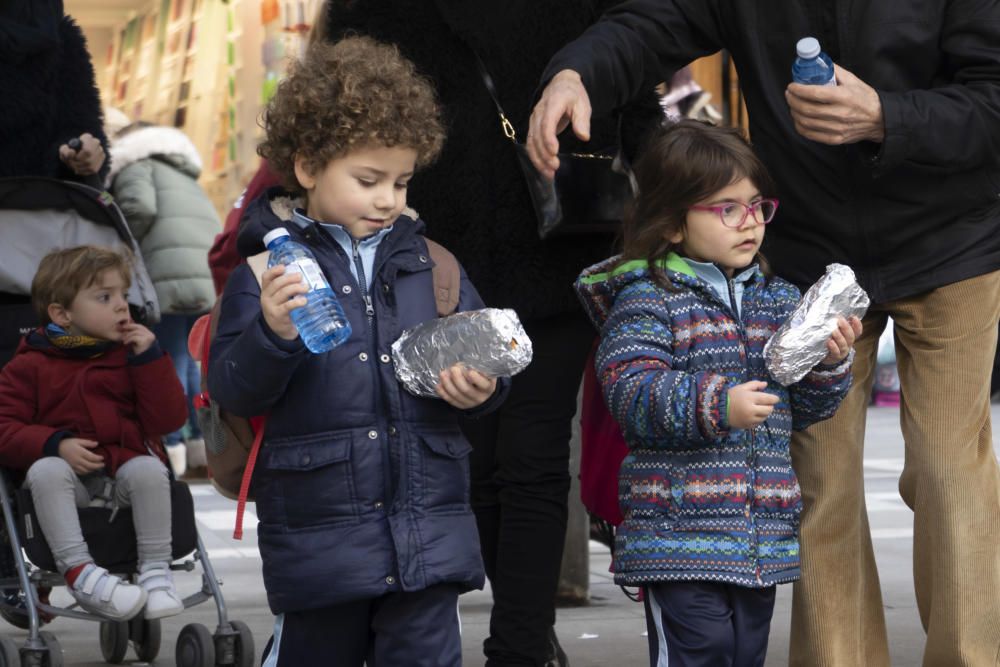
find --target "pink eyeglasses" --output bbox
[689,198,780,228]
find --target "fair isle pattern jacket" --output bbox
[575,254,852,588]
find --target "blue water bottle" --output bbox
[263,227,352,353]
[792,37,836,86]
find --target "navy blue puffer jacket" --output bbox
[208,191,506,613]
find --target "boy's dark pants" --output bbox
[643,581,776,667]
[262,584,461,666]
[461,312,595,665]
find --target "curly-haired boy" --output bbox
[208,37,507,666]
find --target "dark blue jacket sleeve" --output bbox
[207,263,311,417]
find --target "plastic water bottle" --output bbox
[263,227,352,353]
[792,37,836,86]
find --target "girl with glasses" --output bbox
[574,120,861,666]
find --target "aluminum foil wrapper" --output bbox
[392,308,533,397]
[764,263,870,386]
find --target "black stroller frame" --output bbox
[0,470,254,667]
[0,177,254,666]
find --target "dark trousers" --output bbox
[643,581,777,667]
[461,312,595,666]
[261,584,461,667]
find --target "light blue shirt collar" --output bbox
[680,257,758,316]
[292,209,393,291]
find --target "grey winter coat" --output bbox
[109,126,220,315]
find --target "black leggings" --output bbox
[461,311,595,665]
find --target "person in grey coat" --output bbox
[108,121,221,477]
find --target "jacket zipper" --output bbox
[726,278,763,586]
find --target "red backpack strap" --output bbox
[233,414,267,540]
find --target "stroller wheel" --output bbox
[38,631,62,667]
[176,623,214,667]
[128,616,161,663]
[99,621,128,664]
[0,635,18,666]
[227,620,254,667]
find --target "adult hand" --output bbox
[58,133,106,176]
[727,380,780,429]
[526,69,592,179]
[58,437,104,475]
[820,316,863,365]
[260,264,308,341]
[121,322,156,355]
[785,64,885,145]
[436,364,497,410]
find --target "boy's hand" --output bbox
[727,381,780,429]
[821,316,863,365]
[121,322,155,355]
[261,265,308,341]
[436,364,497,410]
[58,438,104,475]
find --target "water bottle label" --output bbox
[286,259,330,291]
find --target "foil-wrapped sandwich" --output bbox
[765,263,870,386]
[392,308,533,397]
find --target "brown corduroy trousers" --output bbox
[788,271,1000,667]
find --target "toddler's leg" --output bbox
[24,458,94,573]
[370,584,462,667]
[115,456,182,619]
[25,459,146,620]
[642,581,738,667]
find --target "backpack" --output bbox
[189,237,461,538]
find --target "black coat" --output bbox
[0,16,108,182]
[325,0,662,319]
[544,0,1000,304]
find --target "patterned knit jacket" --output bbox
[575,254,852,588]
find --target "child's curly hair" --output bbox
[258,36,445,194]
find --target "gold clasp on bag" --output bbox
[500,113,517,142]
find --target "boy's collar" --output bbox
[292,208,395,246]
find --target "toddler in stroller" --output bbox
[0,244,188,622]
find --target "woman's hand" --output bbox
[820,316,863,365]
[436,364,497,409]
[58,133,106,176]
[260,264,308,341]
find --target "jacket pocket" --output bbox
[418,432,472,509]
[263,433,357,528]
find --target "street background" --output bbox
[7,405,991,666]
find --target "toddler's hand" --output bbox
[727,381,780,429]
[436,364,497,410]
[260,264,308,341]
[820,316,862,365]
[121,322,155,355]
[58,438,104,475]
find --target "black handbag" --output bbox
[472,55,634,240]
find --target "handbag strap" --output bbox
[470,52,518,143]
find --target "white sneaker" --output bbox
[185,438,207,468]
[166,443,187,477]
[69,564,147,621]
[137,562,184,620]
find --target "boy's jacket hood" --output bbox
[575,253,767,330]
[236,187,426,258]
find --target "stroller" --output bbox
[0,177,253,667]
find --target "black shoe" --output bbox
[545,627,569,667]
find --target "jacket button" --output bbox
[418,255,428,263]
[359,352,368,362]
[383,284,391,293]
[388,426,397,436]
[380,354,391,363]
[368,430,378,440]
[385,576,395,585]
[374,501,384,510]
[342,285,352,294]
[301,455,311,465]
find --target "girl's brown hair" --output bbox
[620,120,776,287]
[258,36,445,195]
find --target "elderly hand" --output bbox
[58,133,106,176]
[526,69,592,179]
[785,64,885,145]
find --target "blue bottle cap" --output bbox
[796,37,821,60]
